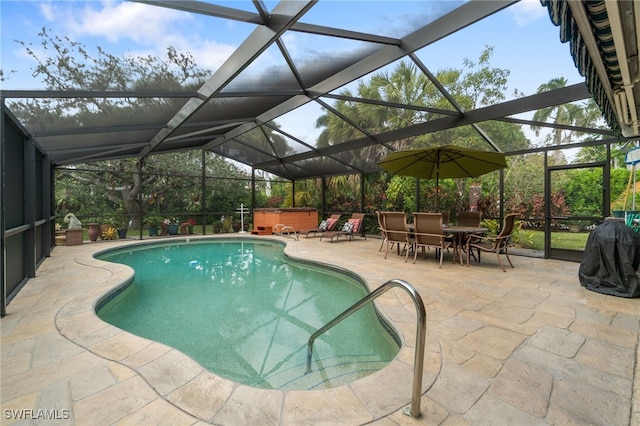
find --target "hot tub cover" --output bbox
[579,220,640,297]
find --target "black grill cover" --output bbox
[579,220,640,298]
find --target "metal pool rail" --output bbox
[305,279,426,418]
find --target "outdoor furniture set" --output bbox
[378,210,517,271]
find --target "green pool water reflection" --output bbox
[96,239,399,390]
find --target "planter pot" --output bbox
[168,224,179,235]
[88,223,100,241]
[179,223,194,235]
[148,226,158,236]
[222,218,233,233]
[117,228,128,239]
[568,225,581,233]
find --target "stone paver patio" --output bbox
[2,234,639,425]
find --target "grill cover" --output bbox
[579,220,640,297]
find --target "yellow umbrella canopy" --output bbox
[378,145,507,208]
[378,145,507,180]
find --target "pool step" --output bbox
[253,355,389,390]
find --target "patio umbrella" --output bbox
[377,145,507,207]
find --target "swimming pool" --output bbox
[96,239,400,390]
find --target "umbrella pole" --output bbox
[435,172,439,211]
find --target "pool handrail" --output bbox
[305,278,426,419]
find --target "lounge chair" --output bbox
[465,213,517,272]
[300,214,341,238]
[320,213,366,242]
[381,211,412,260]
[412,212,454,267]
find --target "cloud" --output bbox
[36,0,192,47]
[508,0,547,26]
[189,40,236,72]
[68,1,191,45]
[38,2,55,21]
[34,0,239,73]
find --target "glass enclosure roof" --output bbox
[0,0,627,180]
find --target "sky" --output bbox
[0,0,585,145]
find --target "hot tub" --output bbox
[253,208,318,233]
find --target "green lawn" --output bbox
[523,229,590,251]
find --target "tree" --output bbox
[8,28,209,128]
[562,168,605,216]
[55,150,253,227]
[315,61,437,164]
[315,47,529,212]
[7,28,257,225]
[530,78,603,153]
[575,137,628,168]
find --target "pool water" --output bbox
[96,239,399,390]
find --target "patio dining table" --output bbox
[443,225,488,265]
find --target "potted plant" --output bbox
[116,215,129,239]
[184,218,196,234]
[567,221,582,233]
[146,216,161,236]
[567,211,591,233]
[220,215,234,233]
[166,218,180,235]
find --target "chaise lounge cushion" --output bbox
[341,221,354,233]
[347,218,361,233]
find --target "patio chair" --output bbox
[457,211,482,227]
[428,211,450,225]
[412,213,454,267]
[439,211,450,226]
[465,213,518,272]
[376,210,387,251]
[457,210,482,260]
[320,213,366,242]
[300,214,342,238]
[381,211,412,261]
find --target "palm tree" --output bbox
[315,61,430,158]
[531,77,586,146]
[314,50,527,211]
